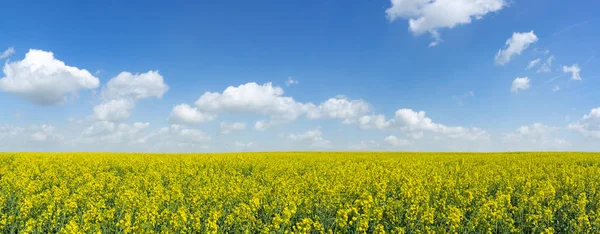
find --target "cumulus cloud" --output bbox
[495,31,538,65]
[307,97,370,121]
[526,58,541,69]
[392,109,488,140]
[563,64,582,80]
[356,108,488,141]
[385,0,507,46]
[172,82,369,126]
[0,49,99,105]
[80,70,169,146]
[169,104,217,125]
[220,122,246,134]
[537,56,555,73]
[0,47,15,59]
[568,107,600,138]
[92,99,135,122]
[392,109,440,131]
[92,71,168,121]
[101,71,169,100]
[511,77,530,93]
[356,114,391,130]
[384,135,411,146]
[193,82,314,122]
[503,123,567,150]
[288,128,331,147]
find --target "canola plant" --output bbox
[1,152,600,233]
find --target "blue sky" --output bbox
[0,0,598,152]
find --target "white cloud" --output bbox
[194,82,315,122]
[288,128,331,147]
[0,49,99,105]
[30,125,64,142]
[220,122,246,134]
[526,58,541,69]
[307,97,370,121]
[92,71,168,121]
[494,31,538,65]
[92,99,135,122]
[79,121,149,144]
[79,72,169,149]
[385,0,507,46]
[563,64,582,80]
[537,56,555,73]
[0,125,24,139]
[357,114,390,130]
[82,121,116,137]
[285,77,299,86]
[511,77,530,93]
[101,71,168,100]
[428,30,443,47]
[392,109,488,140]
[171,127,209,142]
[384,135,411,146]
[552,85,560,92]
[0,47,15,59]
[0,124,65,150]
[568,107,600,138]
[355,109,488,141]
[392,109,439,131]
[254,120,271,131]
[516,123,558,138]
[136,125,211,150]
[288,128,323,141]
[169,104,216,125]
[173,82,369,126]
[503,123,567,150]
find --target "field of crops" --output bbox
[1,152,600,233]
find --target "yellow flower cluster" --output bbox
[1,152,600,233]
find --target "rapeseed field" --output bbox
[1,152,600,233]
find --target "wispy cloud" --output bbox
[452,91,475,106]
[552,19,596,37]
[545,74,566,84]
[584,55,595,66]
[0,47,15,59]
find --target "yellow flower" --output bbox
[0,152,599,233]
